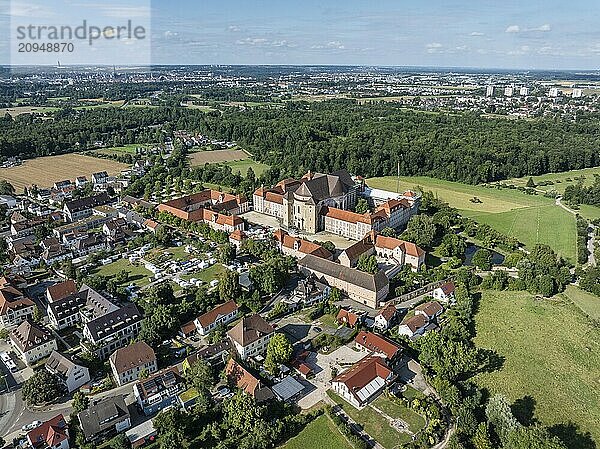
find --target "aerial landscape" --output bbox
[1,1,600,449]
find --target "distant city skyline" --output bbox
[2,0,600,70]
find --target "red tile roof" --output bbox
[196,300,238,329]
[336,309,363,327]
[332,355,393,404]
[273,230,333,259]
[415,301,443,317]
[354,331,401,360]
[27,414,68,448]
[402,314,428,333]
[47,280,77,302]
[377,303,397,322]
[109,341,156,375]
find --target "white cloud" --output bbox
[505,25,520,33]
[470,31,484,36]
[530,24,551,32]
[164,30,178,38]
[426,42,442,53]
[311,41,345,50]
[228,25,241,32]
[235,37,295,48]
[236,37,268,46]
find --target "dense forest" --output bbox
[563,175,600,207]
[2,100,600,184]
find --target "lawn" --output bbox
[366,176,577,262]
[280,414,352,449]
[90,258,153,287]
[466,205,577,261]
[507,166,600,194]
[372,395,426,433]
[0,154,128,190]
[0,105,60,116]
[180,263,227,282]
[92,144,150,156]
[327,391,414,448]
[560,285,600,321]
[474,290,600,447]
[224,159,271,177]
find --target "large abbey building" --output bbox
[253,169,419,237]
[253,170,359,234]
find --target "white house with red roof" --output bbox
[415,301,444,321]
[331,355,396,408]
[373,303,398,331]
[192,300,239,336]
[432,282,456,303]
[354,331,402,365]
[26,414,69,449]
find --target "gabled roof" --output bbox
[0,281,34,315]
[439,282,456,295]
[274,230,333,259]
[109,341,156,375]
[10,320,54,352]
[46,350,83,378]
[332,355,393,405]
[47,279,78,302]
[354,331,402,360]
[415,301,444,317]
[336,309,363,327]
[227,314,273,347]
[402,314,428,333]
[27,414,68,448]
[196,300,238,329]
[225,358,274,402]
[298,255,389,293]
[78,396,130,440]
[377,303,397,322]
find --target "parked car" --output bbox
[21,421,42,431]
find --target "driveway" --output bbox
[296,344,366,409]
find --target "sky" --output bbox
[2,0,600,70]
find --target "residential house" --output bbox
[46,280,78,303]
[26,414,69,449]
[183,340,232,370]
[398,314,429,338]
[415,301,444,321]
[225,358,274,403]
[331,355,396,408]
[336,309,364,328]
[11,217,47,238]
[0,276,35,327]
[282,275,331,310]
[63,193,111,222]
[298,255,389,309]
[432,282,456,303]
[109,342,157,386]
[73,234,107,257]
[133,367,184,415]
[82,303,143,359]
[192,300,239,336]
[10,320,58,365]
[45,351,90,393]
[354,331,402,366]
[373,303,398,331]
[227,314,274,360]
[125,420,157,449]
[78,396,131,443]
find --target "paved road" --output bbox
[0,380,136,440]
[587,224,597,267]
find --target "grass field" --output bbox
[92,144,150,156]
[90,258,153,288]
[561,285,600,321]
[367,176,576,260]
[327,391,417,448]
[508,167,600,194]
[0,154,128,190]
[466,205,577,261]
[280,414,352,449]
[188,149,249,166]
[224,159,271,177]
[474,290,600,447]
[180,263,226,282]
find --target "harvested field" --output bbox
[188,149,248,165]
[0,154,128,190]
